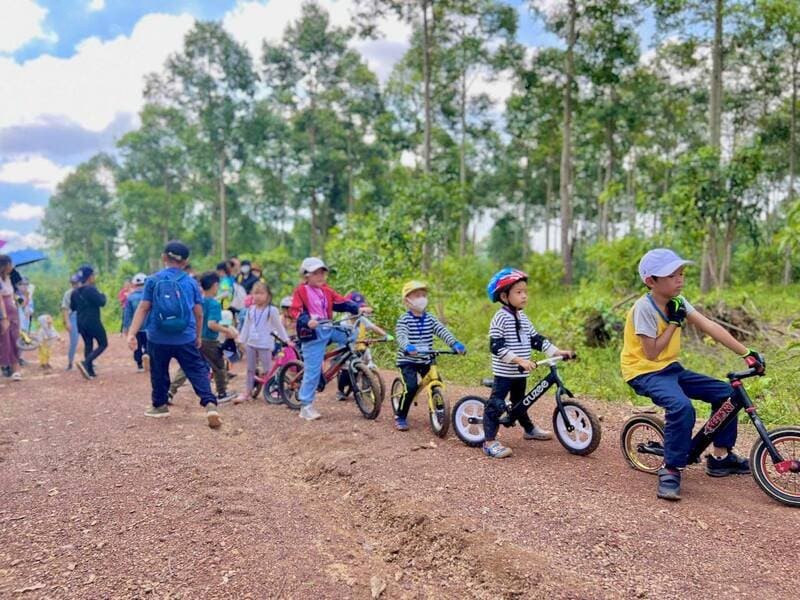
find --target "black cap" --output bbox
[241,260,251,267]
[164,240,190,261]
[78,264,94,283]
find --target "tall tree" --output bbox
[145,21,257,259]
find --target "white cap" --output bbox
[638,248,693,283]
[131,272,147,285]
[300,257,328,275]
[280,296,292,308]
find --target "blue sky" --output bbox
[0,0,655,251]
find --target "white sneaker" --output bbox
[299,404,321,421]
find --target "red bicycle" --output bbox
[277,318,389,419]
[251,332,301,405]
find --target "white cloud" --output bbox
[0,229,47,250]
[0,155,73,191]
[223,0,411,81]
[87,0,105,12]
[0,0,56,53]
[1,202,45,221]
[0,12,194,132]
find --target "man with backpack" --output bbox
[125,241,222,429]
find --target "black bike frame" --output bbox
[686,368,787,466]
[502,365,575,432]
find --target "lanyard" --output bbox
[252,305,270,330]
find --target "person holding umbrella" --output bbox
[0,254,22,380]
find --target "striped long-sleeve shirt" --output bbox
[395,311,458,365]
[489,307,559,378]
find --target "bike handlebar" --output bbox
[727,367,765,381]
[404,349,461,357]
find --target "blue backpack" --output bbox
[152,272,190,334]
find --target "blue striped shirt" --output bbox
[395,311,457,365]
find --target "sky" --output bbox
[0,0,654,252]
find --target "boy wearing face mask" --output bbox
[394,281,465,431]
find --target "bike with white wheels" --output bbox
[452,355,601,456]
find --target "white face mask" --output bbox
[408,297,428,312]
[241,265,251,274]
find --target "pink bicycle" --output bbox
[251,332,301,405]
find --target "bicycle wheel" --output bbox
[428,386,450,438]
[277,360,304,410]
[370,366,386,404]
[452,396,487,447]
[552,400,601,456]
[390,378,404,415]
[251,369,264,399]
[263,376,283,405]
[352,363,382,420]
[16,334,39,352]
[620,414,665,473]
[750,426,800,507]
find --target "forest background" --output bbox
[20,0,800,423]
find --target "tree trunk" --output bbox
[702,0,724,293]
[218,151,227,260]
[347,131,354,214]
[785,42,798,285]
[422,0,433,174]
[458,52,468,256]
[559,0,577,284]
[545,172,553,252]
[601,103,616,242]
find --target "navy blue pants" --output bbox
[148,341,216,408]
[395,362,431,419]
[78,320,107,376]
[133,331,148,368]
[628,363,736,469]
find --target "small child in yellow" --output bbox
[36,314,61,370]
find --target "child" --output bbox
[236,281,289,403]
[36,314,60,370]
[394,281,465,431]
[279,296,296,338]
[621,248,765,501]
[484,269,575,458]
[288,257,368,421]
[122,273,148,372]
[168,272,238,404]
[336,291,389,401]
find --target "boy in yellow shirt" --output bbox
[621,249,765,501]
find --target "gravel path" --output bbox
[1,339,798,599]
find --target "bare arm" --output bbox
[686,311,748,355]
[638,324,680,361]
[127,300,151,338]
[193,304,203,347]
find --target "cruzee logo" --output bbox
[523,379,550,407]
[703,399,735,435]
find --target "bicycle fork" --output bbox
[740,388,800,474]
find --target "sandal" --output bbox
[11,372,22,381]
[656,467,682,501]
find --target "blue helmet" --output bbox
[487,268,528,302]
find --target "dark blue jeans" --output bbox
[484,376,535,442]
[148,341,216,408]
[628,363,736,469]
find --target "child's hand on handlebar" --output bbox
[405,344,418,355]
[308,319,319,329]
[557,350,577,361]
[453,341,466,354]
[742,348,766,373]
[513,358,537,372]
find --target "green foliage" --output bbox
[582,236,654,292]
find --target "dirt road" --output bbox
[1,339,798,599]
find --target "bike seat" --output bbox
[481,378,494,388]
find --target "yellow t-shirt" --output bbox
[620,294,694,381]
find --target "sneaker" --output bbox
[136,366,145,373]
[233,393,248,405]
[483,441,512,458]
[142,354,150,373]
[166,392,175,407]
[144,405,170,418]
[705,452,751,477]
[65,364,73,371]
[299,404,322,421]
[523,425,553,441]
[657,467,682,501]
[217,391,237,404]
[76,361,92,380]
[335,392,348,402]
[206,404,222,429]
[11,371,22,381]
[394,416,409,431]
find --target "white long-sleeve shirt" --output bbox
[239,304,288,350]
